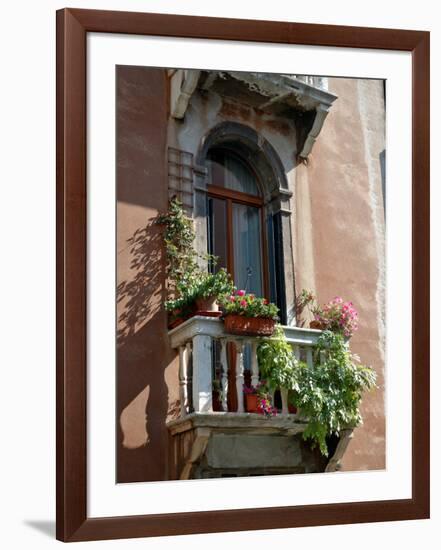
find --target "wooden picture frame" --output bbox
[56,7,430,542]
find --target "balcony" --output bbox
[168,315,322,417]
[166,316,353,479]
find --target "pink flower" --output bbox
[236,289,246,296]
[240,300,247,307]
[229,295,235,302]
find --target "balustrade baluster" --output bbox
[235,341,245,413]
[186,342,192,410]
[192,334,213,412]
[250,341,259,388]
[280,387,289,415]
[178,345,189,417]
[220,339,228,412]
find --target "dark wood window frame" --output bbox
[207,184,270,299]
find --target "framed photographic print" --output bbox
[56,7,430,542]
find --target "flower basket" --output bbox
[245,393,259,413]
[224,314,276,337]
[309,320,325,330]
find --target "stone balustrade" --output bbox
[286,74,328,90]
[168,316,322,418]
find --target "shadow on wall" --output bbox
[116,219,175,482]
[117,221,163,345]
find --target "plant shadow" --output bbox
[116,219,176,482]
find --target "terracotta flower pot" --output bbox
[309,320,325,330]
[195,295,219,313]
[167,307,184,330]
[245,393,260,413]
[168,317,184,330]
[223,314,276,337]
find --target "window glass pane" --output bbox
[207,149,260,196]
[207,197,228,272]
[232,203,263,296]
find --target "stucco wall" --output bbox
[116,66,179,482]
[293,77,386,470]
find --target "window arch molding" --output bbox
[193,122,296,325]
[195,121,290,203]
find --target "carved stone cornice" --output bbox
[170,69,337,158]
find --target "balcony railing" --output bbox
[284,74,328,91]
[168,316,322,418]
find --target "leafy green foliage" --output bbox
[157,197,200,299]
[257,328,377,456]
[158,199,233,313]
[291,331,377,455]
[256,326,299,391]
[164,269,234,313]
[192,268,234,301]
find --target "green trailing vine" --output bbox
[157,198,234,313]
[257,327,377,456]
[291,331,377,455]
[156,197,199,301]
[256,325,299,392]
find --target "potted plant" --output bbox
[243,382,277,416]
[243,384,260,412]
[219,290,279,336]
[295,289,359,338]
[295,288,317,328]
[164,295,196,329]
[158,198,235,326]
[311,296,359,338]
[192,268,234,314]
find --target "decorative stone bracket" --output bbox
[167,413,354,479]
[169,69,201,119]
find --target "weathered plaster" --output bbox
[357,79,386,369]
[304,77,386,471]
[291,162,318,322]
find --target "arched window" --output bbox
[194,122,294,326]
[206,148,267,298]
